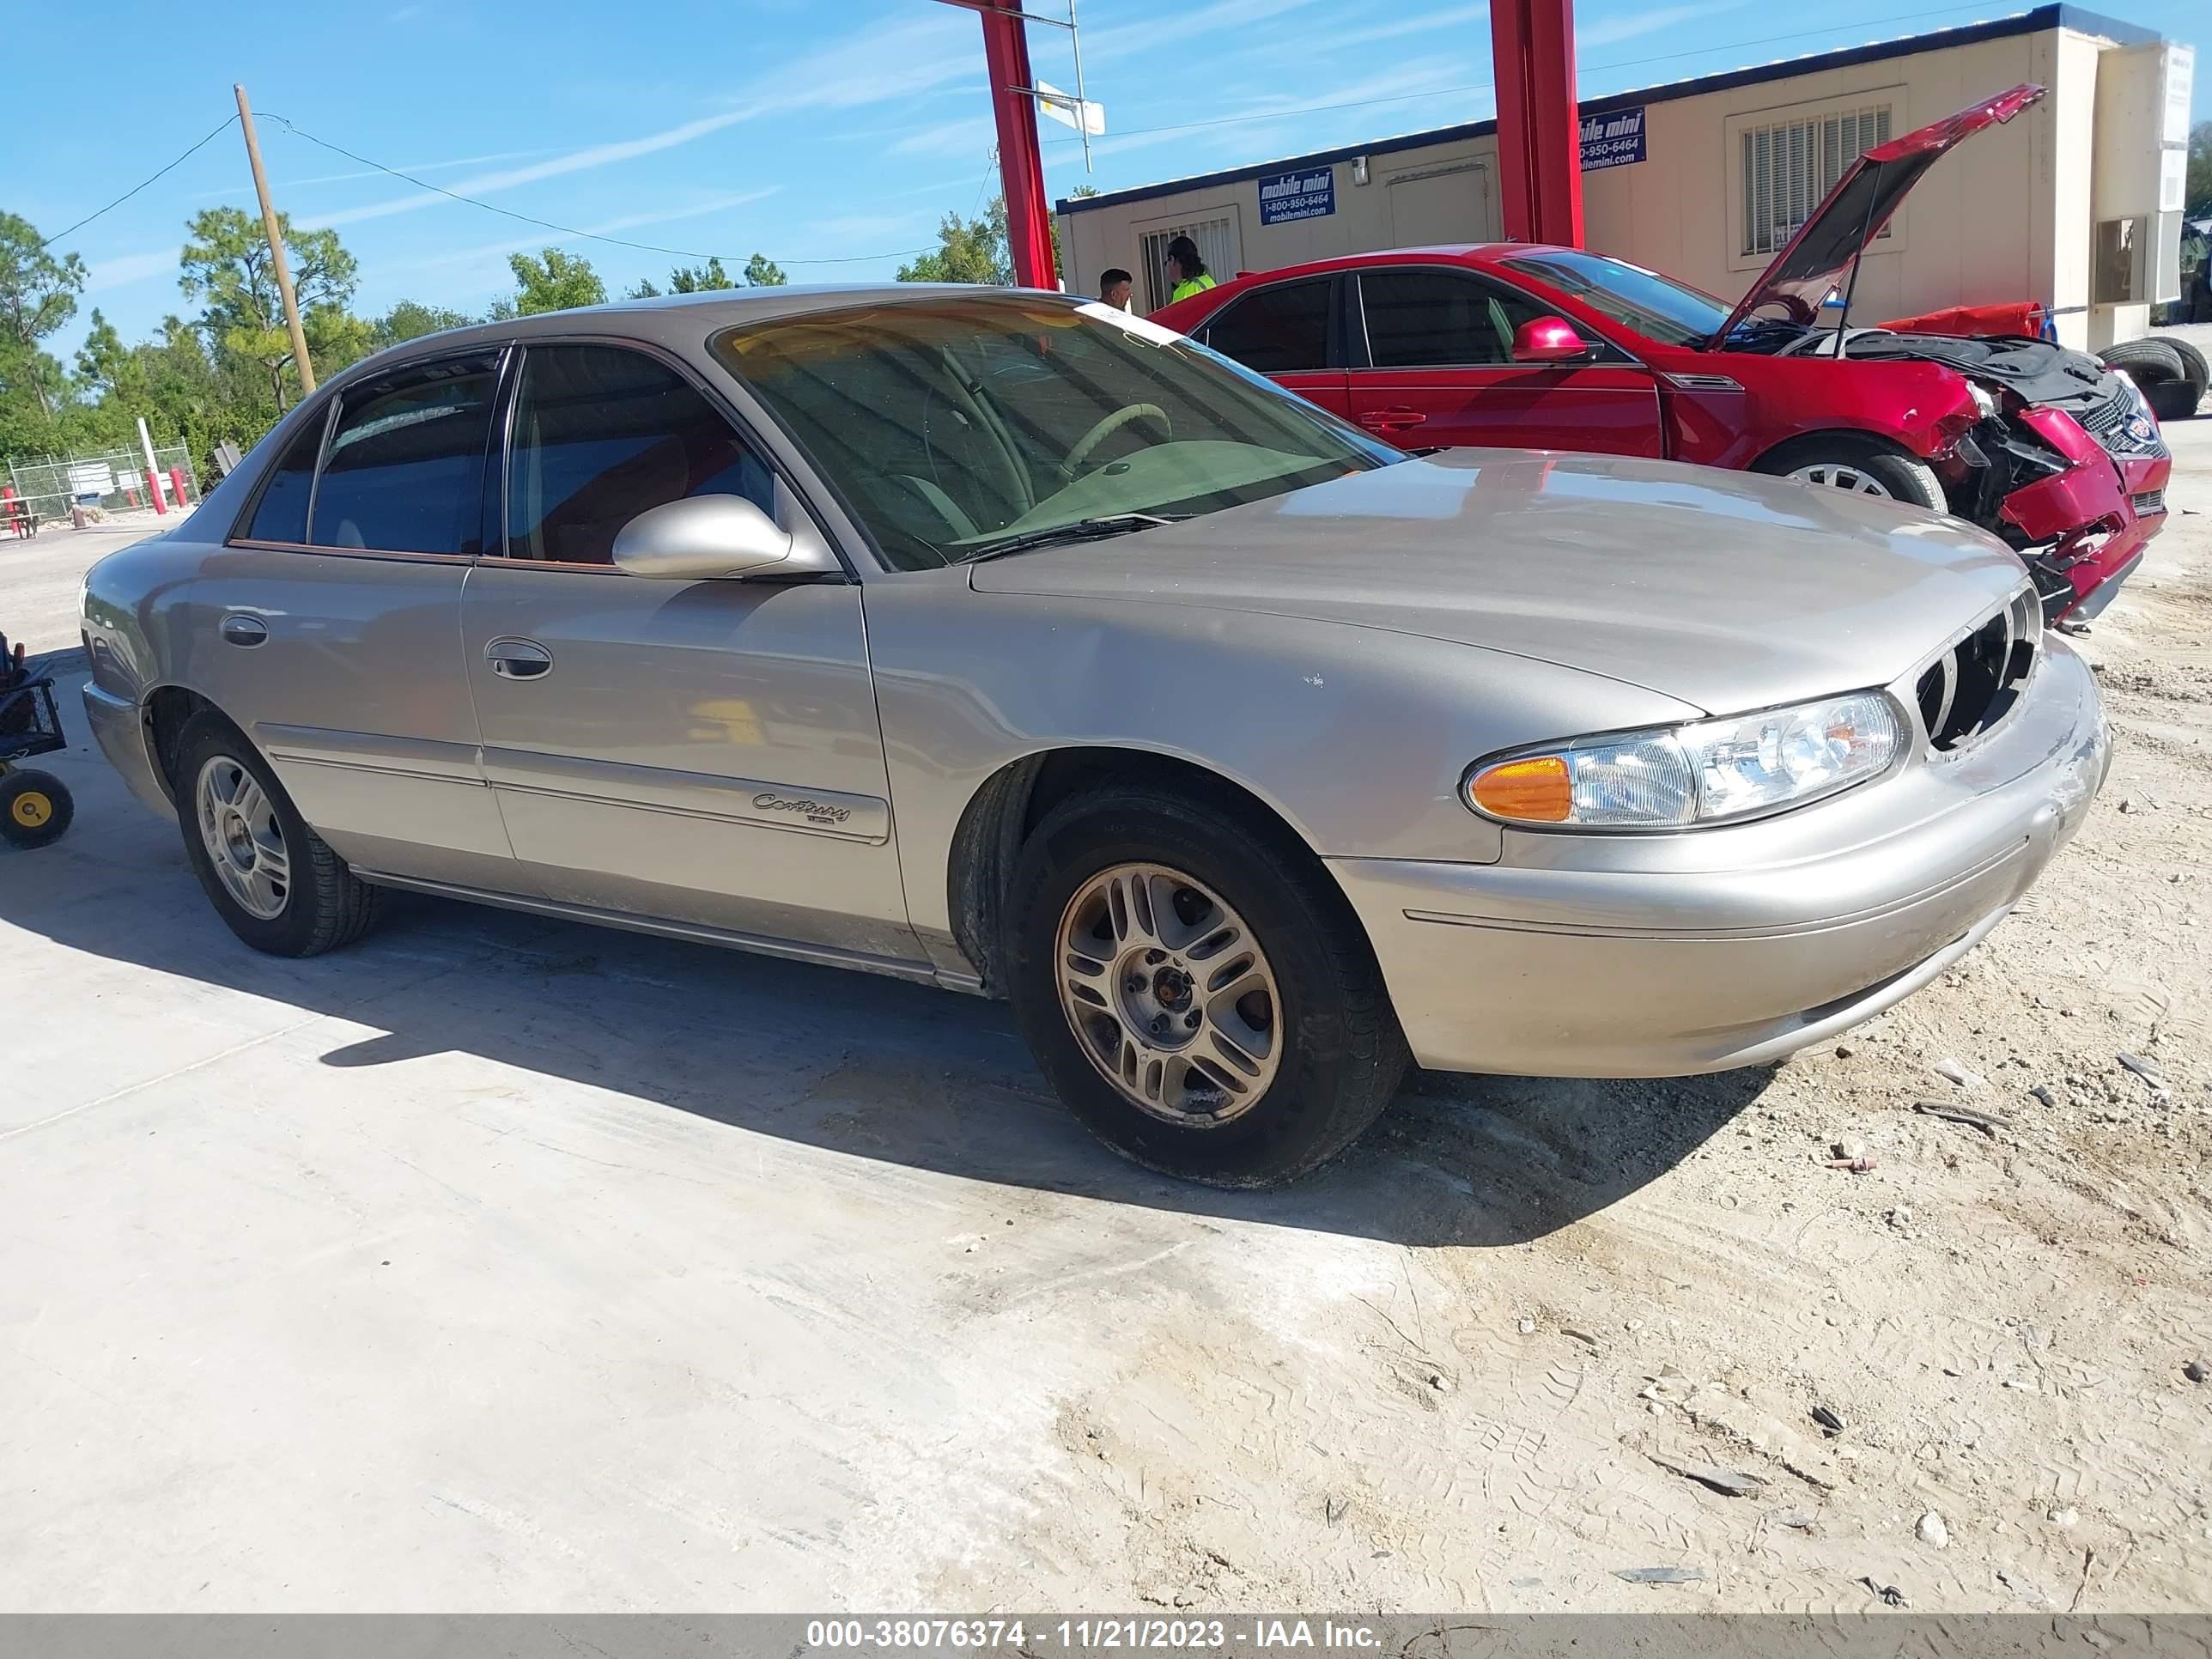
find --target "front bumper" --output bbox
[2000,407,2170,622]
[1332,641,2109,1078]
[82,680,174,818]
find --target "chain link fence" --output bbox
[3,444,201,532]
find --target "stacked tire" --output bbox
[2099,337,2206,422]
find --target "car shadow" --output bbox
[5,732,1776,1249]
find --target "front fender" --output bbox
[861,577,1701,949]
[1658,352,1980,471]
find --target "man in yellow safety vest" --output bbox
[1165,235,1217,304]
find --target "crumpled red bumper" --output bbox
[2000,406,2171,621]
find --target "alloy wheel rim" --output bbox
[1788,462,1893,497]
[195,755,291,921]
[1054,861,1281,1127]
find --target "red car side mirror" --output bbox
[1513,316,1591,363]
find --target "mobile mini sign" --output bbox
[1258,167,1335,225]
[1580,106,1646,171]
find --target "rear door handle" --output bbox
[1358,406,1428,431]
[485,638,553,680]
[219,614,269,647]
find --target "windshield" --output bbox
[1500,250,1733,348]
[714,296,1396,569]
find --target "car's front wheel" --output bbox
[1755,434,1946,511]
[1006,782,1408,1187]
[173,711,382,957]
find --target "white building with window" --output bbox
[1057,3,2192,350]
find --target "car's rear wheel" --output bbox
[173,711,381,957]
[1755,434,1946,511]
[1006,783,1408,1187]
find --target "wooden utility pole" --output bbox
[234,83,316,398]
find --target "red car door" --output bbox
[1347,266,1663,455]
[1192,274,1352,421]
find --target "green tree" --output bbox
[666,256,736,293]
[2189,120,2211,216]
[0,210,88,417]
[626,277,663,299]
[743,252,787,288]
[897,198,1012,284]
[179,206,358,413]
[373,299,476,348]
[505,248,607,315]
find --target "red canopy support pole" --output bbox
[1490,0,1584,246]
[975,0,1057,289]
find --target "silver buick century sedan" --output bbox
[79,286,2109,1185]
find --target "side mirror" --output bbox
[1512,316,1593,364]
[611,494,836,580]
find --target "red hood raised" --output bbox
[1709,82,2045,346]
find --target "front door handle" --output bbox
[1358,406,1428,432]
[219,614,269,647]
[485,638,553,680]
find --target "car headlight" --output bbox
[1465,691,1904,829]
[1967,381,1998,419]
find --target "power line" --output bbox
[258,113,936,266]
[40,113,239,248]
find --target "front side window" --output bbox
[714,297,1395,571]
[1500,251,1731,348]
[1358,270,1547,368]
[1204,278,1333,374]
[241,410,326,544]
[309,355,499,555]
[504,343,773,564]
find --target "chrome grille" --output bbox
[2077,374,2168,460]
[1915,587,2040,752]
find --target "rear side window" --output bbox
[504,343,772,564]
[1203,278,1333,373]
[1358,270,1547,368]
[309,355,499,556]
[242,413,326,544]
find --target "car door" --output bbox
[1192,275,1351,420]
[459,338,920,965]
[189,349,516,890]
[1346,266,1664,455]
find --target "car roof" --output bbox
[327,282,1083,387]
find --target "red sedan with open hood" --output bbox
[1152,84,2171,623]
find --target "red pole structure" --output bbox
[1490,0,1585,247]
[169,465,191,506]
[974,0,1057,289]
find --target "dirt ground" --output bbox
[1,414,2206,1616]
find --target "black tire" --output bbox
[1753,434,1945,511]
[1006,782,1409,1187]
[2162,336,2209,397]
[2142,376,2202,423]
[172,710,381,957]
[2097,338,2186,386]
[0,769,74,848]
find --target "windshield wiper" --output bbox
[957,512,1189,563]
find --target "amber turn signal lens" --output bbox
[1468,755,1574,823]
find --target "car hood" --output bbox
[968,449,2029,715]
[1846,331,2112,405]
[1711,82,2045,345]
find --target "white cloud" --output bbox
[889,116,997,160]
[193,149,564,202]
[1334,2,1490,50]
[1579,0,1746,49]
[298,8,979,233]
[1082,0,1330,62]
[84,249,179,294]
[384,189,782,280]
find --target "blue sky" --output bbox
[8,0,2204,361]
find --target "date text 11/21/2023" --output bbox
[802,1620,1382,1650]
